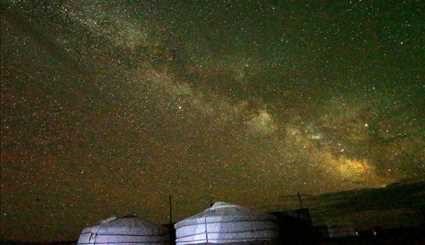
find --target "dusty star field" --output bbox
[1,0,424,241]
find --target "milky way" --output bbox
[1,0,424,241]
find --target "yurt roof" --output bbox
[175,201,276,228]
[81,215,169,235]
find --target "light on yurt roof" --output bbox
[77,214,170,245]
[175,201,279,244]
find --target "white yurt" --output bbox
[174,202,279,244]
[77,215,170,245]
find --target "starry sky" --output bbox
[1,0,425,241]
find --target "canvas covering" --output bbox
[175,202,279,244]
[77,215,170,245]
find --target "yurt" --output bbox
[174,202,279,244]
[77,215,170,245]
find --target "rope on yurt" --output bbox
[204,215,209,244]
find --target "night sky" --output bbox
[1,0,425,241]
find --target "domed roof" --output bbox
[78,215,170,245]
[175,201,276,228]
[175,201,279,244]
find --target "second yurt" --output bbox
[77,215,170,245]
[175,201,279,244]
